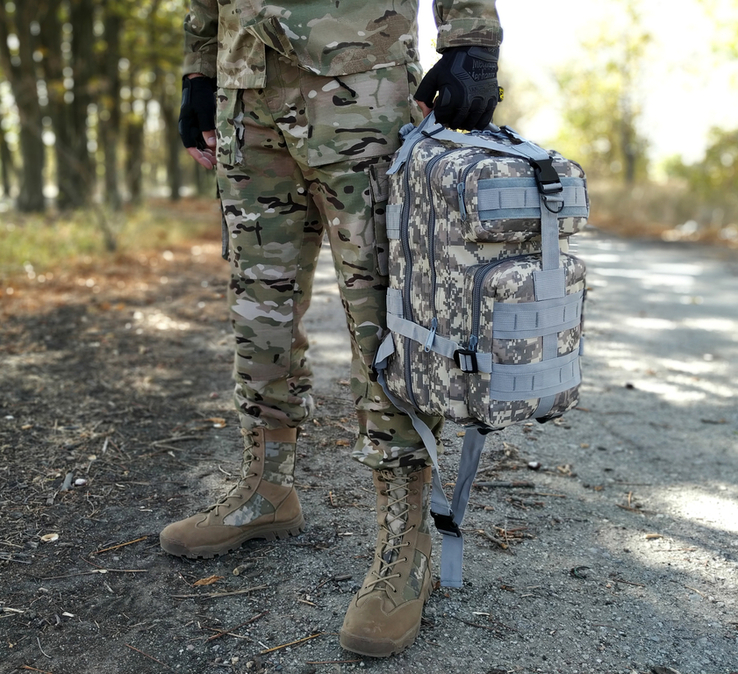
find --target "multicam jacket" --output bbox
[184,0,502,89]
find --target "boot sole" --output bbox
[339,579,433,658]
[160,514,305,559]
[339,624,420,658]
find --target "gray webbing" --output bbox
[386,287,405,317]
[374,334,453,522]
[386,204,402,240]
[440,427,487,587]
[386,313,460,360]
[428,123,551,165]
[486,349,581,400]
[476,179,588,221]
[387,113,442,174]
[492,290,583,339]
[373,332,488,588]
[426,114,566,297]
[386,310,581,399]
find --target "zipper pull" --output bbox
[468,334,478,352]
[457,183,467,221]
[424,317,438,353]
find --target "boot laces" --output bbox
[363,470,415,595]
[205,429,260,516]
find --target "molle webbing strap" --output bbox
[373,332,488,588]
[476,178,588,221]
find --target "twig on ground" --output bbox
[205,612,268,642]
[477,529,509,550]
[21,666,53,674]
[37,636,52,659]
[259,633,324,654]
[0,553,33,564]
[682,584,707,597]
[152,434,204,446]
[202,627,252,641]
[125,643,175,671]
[92,535,148,555]
[171,585,267,599]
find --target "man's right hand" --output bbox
[178,74,217,170]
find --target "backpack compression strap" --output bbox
[374,335,487,588]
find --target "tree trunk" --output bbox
[69,0,96,204]
[0,116,15,198]
[39,0,79,209]
[100,8,122,209]
[0,2,46,211]
[125,115,144,205]
[161,96,182,201]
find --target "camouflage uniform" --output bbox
[183,0,502,469]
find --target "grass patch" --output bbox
[0,198,221,281]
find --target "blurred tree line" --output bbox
[546,0,738,241]
[0,0,736,242]
[0,0,210,214]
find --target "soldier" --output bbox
[160,0,502,657]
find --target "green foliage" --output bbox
[552,0,651,184]
[664,126,738,215]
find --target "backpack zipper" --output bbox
[469,254,528,351]
[425,149,456,317]
[398,138,446,408]
[456,154,489,222]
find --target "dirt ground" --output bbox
[1,225,737,674]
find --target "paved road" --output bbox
[304,228,738,673]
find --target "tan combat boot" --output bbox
[340,465,433,657]
[159,427,304,558]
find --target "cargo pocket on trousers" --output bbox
[369,160,391,278]
[216,87,245,167]
[302,66,410,167]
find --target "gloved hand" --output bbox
[178,75,217,169]
[414,46,501,130]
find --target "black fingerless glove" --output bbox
[178,76,217,149]
[415,46,501,130]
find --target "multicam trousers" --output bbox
[215,49,443,470]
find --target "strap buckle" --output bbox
[531,158,563,195]
[432,511,462,538]
[454,348,478,374]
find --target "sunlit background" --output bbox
[422,0,738,166]
[0,0,737,265]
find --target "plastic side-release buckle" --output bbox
[432,511,462,537]
[453,348,478,374]
[531,157,563,195]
